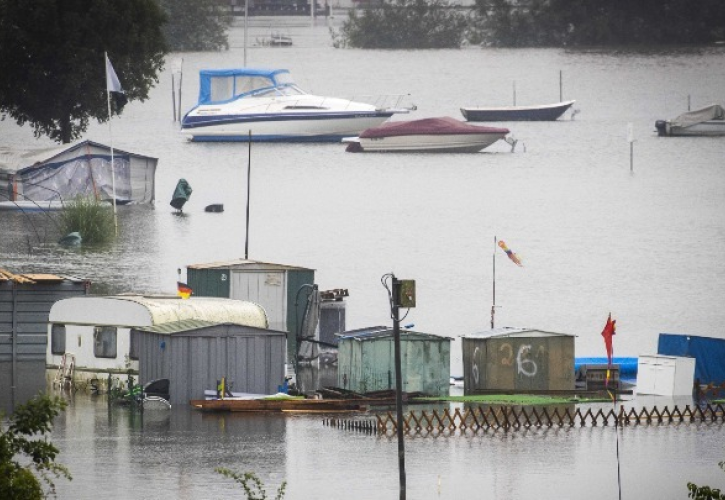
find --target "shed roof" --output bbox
[338,326,452,342]
[134,319,286,336]
[0,268,88,284]
[49,295,268,328]
[187,258,314,272]
[463,326,576,339]
[0,140,156,173]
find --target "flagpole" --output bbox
[105,52,118,236]
[491,235,496,329]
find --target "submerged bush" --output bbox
[59,196,116,246]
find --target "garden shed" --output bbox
[461,327,576,394]
[186,259,315,360]
[0,269,88,413]
[134,320,287,404]
[336,326,451,397]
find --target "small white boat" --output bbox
[655,104,725,136]
[344,117,511,153]
[181,68,410,142]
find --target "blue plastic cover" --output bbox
[658,333,725,385]
[574,357,638,377]
[197,68,291,105]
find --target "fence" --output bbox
[323,403,725,436]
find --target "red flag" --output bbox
[601,313,616,365]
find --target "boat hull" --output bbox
[354,132,507,153]
[182,111,396,142]
[461,100,575,122]
[656,120,725,137]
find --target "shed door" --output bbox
[230,271,287,332]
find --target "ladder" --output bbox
[53,353,76,390]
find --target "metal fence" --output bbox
[323,403,725,436]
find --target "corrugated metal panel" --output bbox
[187,268,230,298]
[337,329,450,396]
[0,277,88,413]
[462,333,575,393]
[137,323,285,404]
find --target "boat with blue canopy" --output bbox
[181,68,410,142]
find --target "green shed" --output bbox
[461,327,576,394]
[337,326,451,397]
[186,259,315,362]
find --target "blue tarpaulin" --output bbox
[658,333,725,385]
[575,357,639,378]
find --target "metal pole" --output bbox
[244,0,249,66]
[491,236,496,329]
[391,276,406,500]
[172,73,177,122]
[560,70,563,102]
[245,131,251,259]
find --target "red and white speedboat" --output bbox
[344,116,512,153]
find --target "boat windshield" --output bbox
[201,71,305,104]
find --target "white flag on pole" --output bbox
[105,54,123,93]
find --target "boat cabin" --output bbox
[46,295,268,387]
[196,68,303,105]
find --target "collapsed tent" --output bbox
[0,140,156,206]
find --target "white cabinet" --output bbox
[637,355,696,396]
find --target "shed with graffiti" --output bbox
[461,327,575,394]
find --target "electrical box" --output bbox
[398,280,416,308]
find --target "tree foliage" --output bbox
[215,468,287,500]
[0,0,167,143]
[156,0,231,51]
[0,394,70,499]
[688,461,725,500]
[332,0,468,49]
[473,0,725,47]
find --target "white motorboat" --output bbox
[181,68,409,142]
[343,116,511,153]
[655,104,725,136]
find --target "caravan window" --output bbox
[51,324,66,355]
[129,329,139,360]
[94,326,117,359]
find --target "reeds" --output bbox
[59,196,116,245]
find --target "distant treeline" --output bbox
[478,0,725,47]
[334,0,725,49]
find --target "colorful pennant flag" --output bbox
[498,240,523,267]
[177,282,192,299]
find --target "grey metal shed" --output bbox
[0,270,88,413]
[337,326,451,397]
[461,327,576,394]
[185,259,315,363]
[133,319,287,405]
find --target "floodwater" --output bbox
[2,16,725,499]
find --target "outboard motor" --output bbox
[655,120,668,136]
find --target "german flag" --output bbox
[177,282,192,299]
